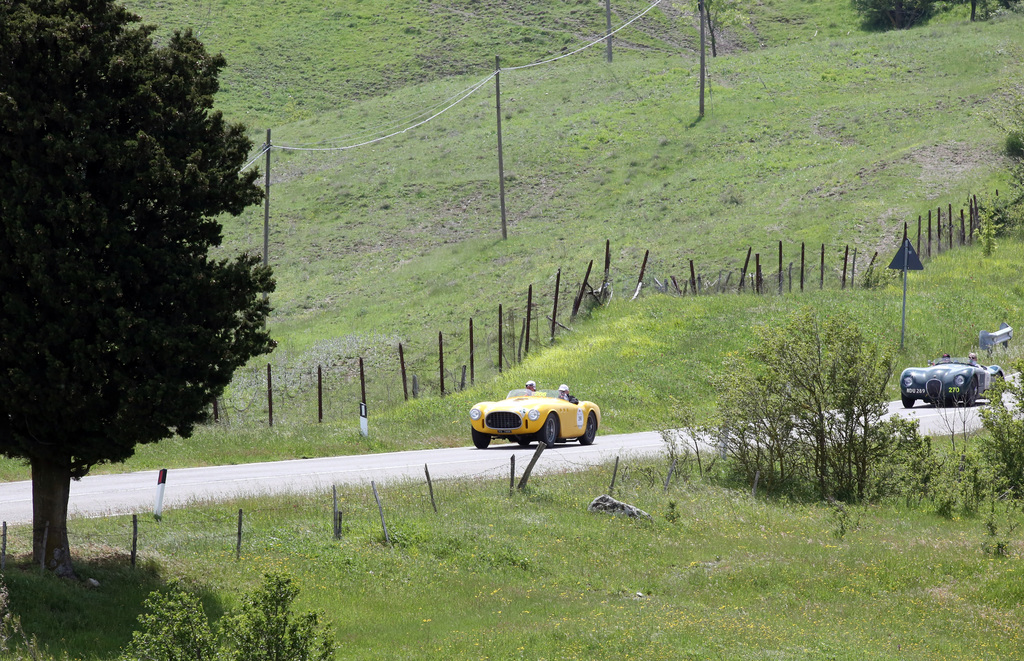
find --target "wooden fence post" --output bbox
[517,443,546,490]
[851,248,857,288]
[1,521,5,570]
[525,285,532,357]
[928,211,932,257]
[551,268,561,341]
[317,365,323,422]
[266,364,273,427]
[236,509,243,560]
[755,253,761,295]
[819,244,825,289]
[399,343,408,401]
[609,456,620,495]
[509,455,516,497]
[438,332,445,396]
[917,215,922,255]
[498,304,504,373]
[800,242,805,292]
[425,464,437,513]
[738,247,751,293]
[469,318,475,386]
[131,514,138,568]
[371,481,391,547]
[777,240,783,295]
[632,250,649,300]
[841,245,849,289]
[571,260,593,320]
[602,240,611,297]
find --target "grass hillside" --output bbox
[3,4,1024,660]
[118,1,1022,402]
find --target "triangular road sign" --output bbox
[887,238,924,271]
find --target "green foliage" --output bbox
[851,0,936,29]
[930,445,995,517]
[0,0,274,574]
[120,584,218,661]
[980,204,1001,255]
[1007,130,1024,158]
[716,307,897,501]
[979,359,1024,492]
[219,573,335,661]
[120,574,334,661]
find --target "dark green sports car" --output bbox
[899,357,1004,408]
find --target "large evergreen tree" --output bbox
[0,0,274,577]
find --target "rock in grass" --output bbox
[587,494,651,520]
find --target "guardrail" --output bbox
[979,322,1013,353]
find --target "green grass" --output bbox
[4,2,1024,658]
[3,457,1023,659]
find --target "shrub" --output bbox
[219,572,336,661]
[120,583,217,661]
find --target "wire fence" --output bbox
[212,190,990,428]
[0,450,690,570]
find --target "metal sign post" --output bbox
[887,238,924,350]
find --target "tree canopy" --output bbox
[0,0,274,576]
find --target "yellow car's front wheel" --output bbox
[580,412,598,446]
[472,428,491,449]
[536,415,559,449]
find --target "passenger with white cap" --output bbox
[525,380,537,395]
[558,384,578,404]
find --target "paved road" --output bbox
[0,398,990,526]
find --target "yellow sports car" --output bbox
[469,388,601,449]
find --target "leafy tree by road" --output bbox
[0,0,274,577]
[716,308,897,501]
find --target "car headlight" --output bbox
[953,375,965,386]
[470,408,482,421]
[528,409,540,421]
[903,376,913,387]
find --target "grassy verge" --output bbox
[3,454,1022,659]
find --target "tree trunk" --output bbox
[31,456,76,578]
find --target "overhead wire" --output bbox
[502,0,667,72]
[251,0,672,162]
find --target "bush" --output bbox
[979,360,1024,494]
[851,0,935,29]
[121,573,336,661]
[1007,130,1024,159]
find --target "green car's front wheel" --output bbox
[901,396,915,409]
[471,428,491,449]
[963,379,978,407]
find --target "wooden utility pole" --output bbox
[495,56,508,240]
[698,1,706,117]
[263,129,271,269]
[605,0,613,62]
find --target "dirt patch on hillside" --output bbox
[913,140,1002,197]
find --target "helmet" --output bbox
[526,380,536,388]
[559,384,569,392]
